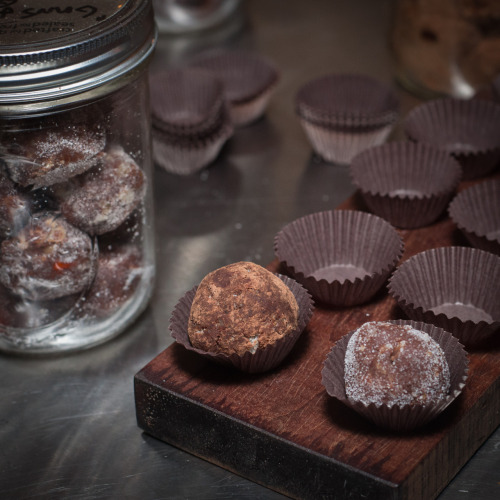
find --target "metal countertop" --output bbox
[2,1,499,499]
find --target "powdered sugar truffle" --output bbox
[56,146,146,236]
[4,122,105,188]
[344,321,450,407]
[0,213,95,301]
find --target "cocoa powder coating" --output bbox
[188,261,299,357]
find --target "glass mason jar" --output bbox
[390,0,500,99]
[0,0,157,354]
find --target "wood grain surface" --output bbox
[135,173,500,500]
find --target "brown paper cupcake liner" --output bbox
[350,141,462,228]
[228,80,279,126]
[152,102,226,139]
[274,209,404,306]
[152,104,227,145]
[189,49,280,126]
[404,98,500,180]
[388,246,500,346]
[149,68,226,136]
[169,274,314,373]
[299,117,394,165]
[321,320,469,432]
[296,73,399,127]
[152,108,233,175]
[448,179,500,256]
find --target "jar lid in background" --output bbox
[0,0,157,103]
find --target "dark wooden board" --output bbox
[135,174,500,500]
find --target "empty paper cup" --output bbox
[321,319,468,432]
[274,209,404,306]
[388,246,500,346]
[149,68,225,136]
[448,179,500,256]
[296,74,399,164]
[350,141,462,228]
[152,104,233,175]
[169,274,313,373]
[296,73,399,127]
[404,98,500,180]
[189,49,280,126]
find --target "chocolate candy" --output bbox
[0,213,95,301]
[56,146,146,235]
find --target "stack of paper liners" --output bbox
[149,68,233,175]
[189,49,280,127]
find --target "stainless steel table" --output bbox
[2,1,499,499]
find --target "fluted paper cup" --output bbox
[350,141,462,228]
[296,73,399,128]
[321,320,468,432]
[404,98,500,180]
[448,179,500,256]
[152,104,233,175]
[190,49,280,126]
[169,274,313,374]
[299,119,394,165]
[274,210,404,306]
[388,246,500,346]
[149,68,225,136]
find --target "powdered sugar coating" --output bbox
[56,146,146,236]
[77,244,143,318]
[0,213,95,301]
[5,123,105,188]
[344,321,450,407]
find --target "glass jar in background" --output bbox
[390,0,500,99]
[0,0,157,354]
[153,0,243,34]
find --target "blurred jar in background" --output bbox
[0,0,157,354]
[390,0,500,98]
[153,0,243,34]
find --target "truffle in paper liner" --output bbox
[274,210,404,306]
[296,74,399,128]
[404,98,500,180]
[189,49,280,126]
[321,320,469,432]
[149,68,225,136]
[169,274,313,373]
[152,105,233,175]
[448,179,500,256]
[350,141,462,228]
[388,246,500,346]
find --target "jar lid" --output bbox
[0,0,157,103]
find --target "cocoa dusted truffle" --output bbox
[56,146,146,236]
[0,213,95,301]
[344,321,450,407]
[188,261,299,357]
